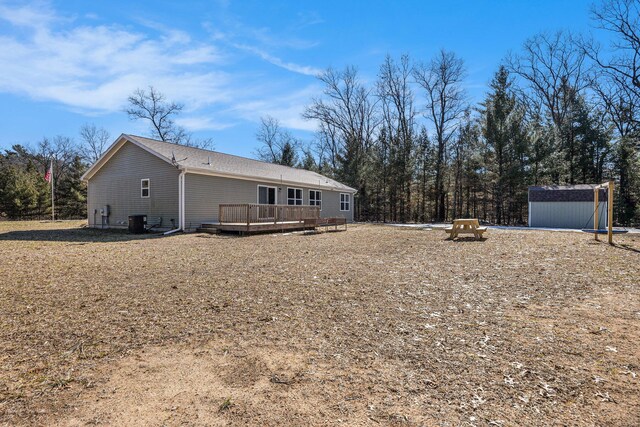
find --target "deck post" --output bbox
[246,204,251,228]
[608,181,614,245]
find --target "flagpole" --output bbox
[51,158,55,222]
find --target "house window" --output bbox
[287,188,303,205]
[340,193,351,211]
[309,190,322,210]
[141,179,150,198]
[257,185,277,205]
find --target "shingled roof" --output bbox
[83,134,356,193]
[528,184,607,202]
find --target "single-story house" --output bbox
[528,184,607,229]
[81,134,356,231]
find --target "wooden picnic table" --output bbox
[445,218,487,240]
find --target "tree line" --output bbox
[0,126,108,220]
[257,0,640,225]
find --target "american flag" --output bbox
[44,162,52,183]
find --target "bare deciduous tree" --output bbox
[304,67,378,178]
[591,66,640,224]
[254,115,299,166]
[506,31,589,131]
[313,122,341,173]
[589,0,640,90]
[304,66,379,217]
[592,71,640,137]
[126,86,183,142]
[79,123,110,164]
[31,136,78,183]
[377,54,417,222]
[125,86,213,150]
[506,31,590,183]
[414,49,467,221]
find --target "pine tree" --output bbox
[0,165,39,219]
[57,155,87,218]
[299,150,317,171]
[279,142,297,167]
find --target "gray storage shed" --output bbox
[528,185,607,229]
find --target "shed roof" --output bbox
[528,184,607,202]
[82,134,357,193]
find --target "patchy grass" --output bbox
[218,397,233,413]
[0,222,639,426]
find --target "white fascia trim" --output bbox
[184,167,357,193]
[81,134,175,182]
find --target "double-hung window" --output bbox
[309,190,322,210]
[340,193,351,211]
[287,188,303,205]
[141,179,150,198]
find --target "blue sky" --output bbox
[0,0,604,157]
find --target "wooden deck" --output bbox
[204,220,311,233]
[211,204,321,234]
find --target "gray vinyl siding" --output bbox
[320,190,354,220]
[529,201,607,229]
[87,142,179,229]
[184,173,354,228]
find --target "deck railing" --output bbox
[219,204,321,225]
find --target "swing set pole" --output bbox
[594,186,599,242]
[593,181,614,245]
[608,181,614,245]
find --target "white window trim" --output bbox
[309,189,322,211]
[257,185,277,205]
[340,193,351,211]
[141,178,150,198]
[287,187,303,205]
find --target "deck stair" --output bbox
[196,223,219,234]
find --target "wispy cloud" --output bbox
[0,1,324,135]
[202,5,322,76]
[207,9,319,51]
[233,43,321,76]
[292,11,324,30]
[0,3,229,113]
[0,1,58,28]
[176,116,236,131]
[227,84,321,132]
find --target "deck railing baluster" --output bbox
[218,204,321,226]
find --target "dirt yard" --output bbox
[1,221,639,426]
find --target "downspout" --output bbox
[164,169,186,235]
[180,169,186,230]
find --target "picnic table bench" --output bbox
[303,217,347,233]
[445,218,487,240]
